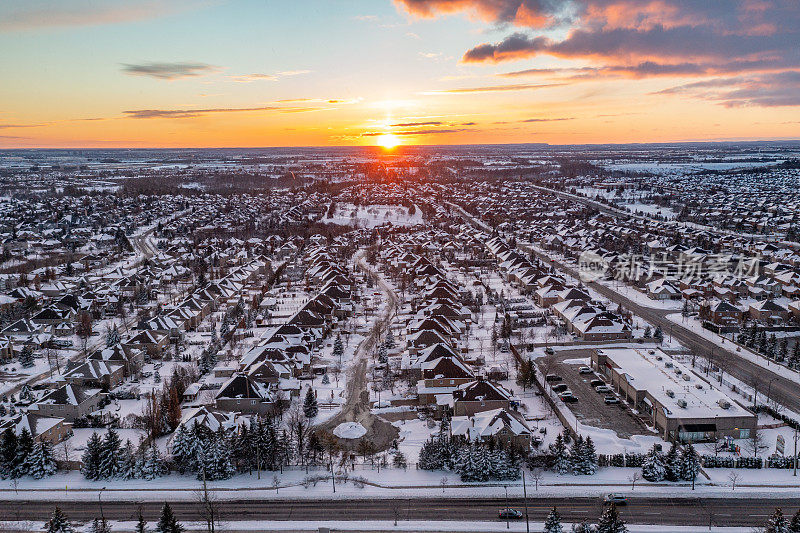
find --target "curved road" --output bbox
[318,251,400,450]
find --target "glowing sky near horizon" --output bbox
[1,0,799,148]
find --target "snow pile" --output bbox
[333,422,367,439]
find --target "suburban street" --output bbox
[1,495,797,527]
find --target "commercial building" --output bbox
[591,347,756,443]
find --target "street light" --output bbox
[98,486,106,522]
[766,377,779,405]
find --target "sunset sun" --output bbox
[376,133,400,149]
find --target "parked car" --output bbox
[604,494,627,505]
[559,391,578,403]
[590,379,604,388]
[604,396,620,404]
[552,383,569,393]
[595,385,612,393]
[499,508,523,519]
[578,366,593,374]
[545,374,562,382]
[544,347,555,355]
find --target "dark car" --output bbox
[499,508,523,519]
[560,392,578,403]
[545,374,562,382]
[545,347,555,355]
[552,383,569,393]
[590,379,604,387]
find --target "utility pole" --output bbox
[794,425,798,477]
[504,485,510,529]
[522,471,530,533]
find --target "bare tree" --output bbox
[530,468,544,491]
[195,472,219,533]
[748,427,767,458]
[728,471,740,491]
[629,471,641,491]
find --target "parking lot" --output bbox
[538,348,650,439]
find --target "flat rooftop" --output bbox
[596,347,752,420]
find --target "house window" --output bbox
[739,428,751,439]
[251,400,257,405]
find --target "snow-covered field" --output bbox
[324,203,424,228]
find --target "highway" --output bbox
[1,496,796,527]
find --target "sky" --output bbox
[1,0,799,148]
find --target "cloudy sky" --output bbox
[1,0,799,147]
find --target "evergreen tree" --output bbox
[571,522,594,533]
[25,441,56,479]
[139,444,166,480]
[199,430,235,481]
[118,440,138,480]
[766,508,790,533]
[170,424,192,474]
[18,345,35,368]
[789,508,800,532]
[544,507,564,533]
[596,504,627,533]
[44,507,74,533]
[582,436,598,475]
[679,443,700,482]
[155,503,184,533]
[100,428,123,479]
[378,341,388,364]
[332,334,344,362]
[778,338,789,362]
[550,433,571,475]
[664,441,681,482]
[653,326,664,343]
[106,324,121,348]
[643,326,652,338]
[135,510,148,533]
[418,435,449,471]
[303,388,318,419]
[89,518,112,533]
[490,448,520,480]
[458,442,487,482]
[81,432,103,480]
[0,429,18,478]
[789,343,800,369]
[385,328,396,350]
[569,435,585,475]
[13,427,34,478]
[641,444,666,482]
